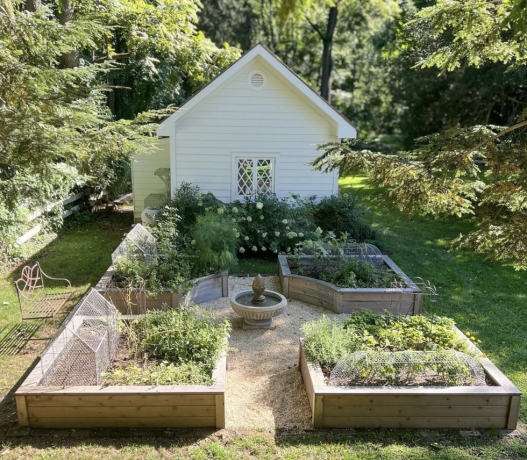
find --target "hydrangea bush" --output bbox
[163,183,377,258]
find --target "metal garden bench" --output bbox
[14,262,73,327]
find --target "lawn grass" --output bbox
[0,429,526,459]
[340,175,527,421]
[236,257,277,275]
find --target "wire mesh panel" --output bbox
[329,350,486,387]
[38,289,119,386]
[111,223,156,266]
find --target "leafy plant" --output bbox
[102,361,212,386]
[133,306,230,374]
[190,212,238,274]
[320,258,400,288]
[302,310,468,370]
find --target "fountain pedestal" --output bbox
[230,275,287,330]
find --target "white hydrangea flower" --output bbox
[286,226,290,230]
[198,201,203,207]
[262,232,267,237]
[282,219,288,224]
[251,246,257,252]
[260,215,264,220]
[298,232,304,238]
[191,240,196,245]
[235,232,240,238]
[275,231,280,237]
[247,216,252,222]
[287,232,298,239]
[232,207,238,213]
[261,246,267,251]
[244,236,249,241]
[256,202,263,210]
[217,207,225,214]
[315,226,323,236]
[287,247,291,252]
[195,193,201,198]
[239,247,245,253]
[273,249,277,253]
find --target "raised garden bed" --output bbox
[278,255,422,315]
[298,330,521,429]
[96,269,229,313]
[16,358,226,429]
[15,293,227,429]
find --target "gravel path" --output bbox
[198,275,335,431]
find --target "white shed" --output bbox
[132,44,356,222]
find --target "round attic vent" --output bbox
[248,70,267,91]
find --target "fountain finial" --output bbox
[252,274,266,303]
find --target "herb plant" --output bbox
[302,310,468,370]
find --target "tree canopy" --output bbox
[313,0,527,269]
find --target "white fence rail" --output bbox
[15,192,85,247]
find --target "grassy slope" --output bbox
[340,176,527,420]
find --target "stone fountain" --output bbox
[230,275,287,330]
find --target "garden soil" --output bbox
[199,276,344,431]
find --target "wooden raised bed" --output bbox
[96,269,229,314]
[278,255,422,315]
[298,330,522,430]
[16,343,227,429]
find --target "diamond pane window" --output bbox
[237,158,274,196]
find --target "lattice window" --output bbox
[237,158,274,196]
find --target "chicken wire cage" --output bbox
[298,242,384,266]
[329,350,486,387]
[111,223,156,267]
[38,289,119,386]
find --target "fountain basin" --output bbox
[231,289,287,330]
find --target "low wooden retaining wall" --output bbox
[16,340,227,429]
[278,255,422,315]
[298,332,521,430]
[96,270,229,314]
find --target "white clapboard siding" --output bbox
[172,56,339,201]
[132,139,170,221]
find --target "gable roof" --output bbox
[157,44,357,138]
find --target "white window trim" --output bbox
[231,153,279,201]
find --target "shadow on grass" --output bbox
[0,323,40,356]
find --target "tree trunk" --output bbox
[24,0,41,11]
[320,6,338,103]
[58,0,78,68]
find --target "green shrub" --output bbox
[133,306,230,374]
[302,316,361,369]
[190,212,238,273]
[162,183,221,235]
[311,193,376,242]
[302,311,468,369]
